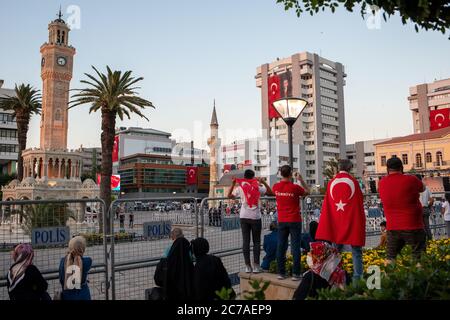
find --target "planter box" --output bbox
[239,272,299,300]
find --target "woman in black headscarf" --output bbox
[165,237,194,300]
[191,237,235,300]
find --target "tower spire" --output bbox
[210,99,218,127]
[58,5,62,19]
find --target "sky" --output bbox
[1,0,449,150]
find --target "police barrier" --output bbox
[108,197,199,300]
[0,198,108,300]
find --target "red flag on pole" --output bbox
[236,178,261,209]
[429,108,450,131]
[186,167,198,185]
[268,75,281,120]
[112,135,119,162]
[316,172,366,247]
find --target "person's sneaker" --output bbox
[253,266,263,273]
[291,274,302,281]
[277,274,287,280]
[245,265,253,273]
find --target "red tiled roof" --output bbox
[374,126,450,145]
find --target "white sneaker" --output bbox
[245,265,253,273]
[277,274,287,280]
[253,266,263,273]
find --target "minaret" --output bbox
[208,100,219,198]
[39,9,76,150]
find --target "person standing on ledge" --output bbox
[378,157,426,263]
[228,169,273,274]
[315,159,365,282]
[272,165,310,281]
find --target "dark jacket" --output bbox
[7,265,49,301]
[59,256,92,300]
[193,254,235,300]
[261,230,278,270]
[292,270,330,300]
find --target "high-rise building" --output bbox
[256,52,347,186]
[409,78,450,134]
[0,81,19,175]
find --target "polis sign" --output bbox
[32,226,70,247]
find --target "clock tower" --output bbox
[40,10,75,150]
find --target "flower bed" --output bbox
[269,239,450,276]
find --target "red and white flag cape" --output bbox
[236,178,260,208]
[316,172,366,247]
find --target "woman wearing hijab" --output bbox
[191,238,235,300]
[293,242,348,300]
[58,236,92,300]
[164,236,194,300]
[7,244,49,300]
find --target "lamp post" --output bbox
[272,97,308,170]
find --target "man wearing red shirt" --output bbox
[272,165,310,280]
[378,157,426,262]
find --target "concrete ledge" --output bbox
[239,272,299,300]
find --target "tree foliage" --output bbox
[276,0,450,37]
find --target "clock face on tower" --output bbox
[57,56,67,66]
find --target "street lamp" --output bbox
[272,97,308,169]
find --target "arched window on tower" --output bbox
[57,30,61,44]
[55,109,61,121]
[62,31,65,44]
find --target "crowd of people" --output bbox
[5,156,449,301]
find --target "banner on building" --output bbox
[186,167,198,185]
[112,135,119,163]
[97,174,121,191]
[430,108,450,131]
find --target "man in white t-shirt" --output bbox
[228,169,272,273]
[441,194,450,237]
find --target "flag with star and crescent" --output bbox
[268,74,280,120]
[186,166,198,185]
[236,178,260,208]
[429,108,450,131]
[316,172,366,247]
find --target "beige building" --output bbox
[256,52,347,186]
[2,13,99,201]
[409,78,450,134]
[0,81,19,175]
[374,127,450,175]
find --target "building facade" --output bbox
[374,127,450,175]
[77,146,102,176]
[0,81,19,175]
[118,153,209,198]
[409,78,450,134]
[2,12,99,201]
[256,52,347,186]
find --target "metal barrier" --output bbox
[0,198,108,300]
[108,197,199,300]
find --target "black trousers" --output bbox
[240,218,262,266]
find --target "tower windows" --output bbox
[55,109,62,121]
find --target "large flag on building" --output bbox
[186,167,198,185]
[223,164,232,174]
[430,108,450,131]
[268,74,281,120]
[112,135,119,162]
[316,172,366,247]
[236,178,260,208]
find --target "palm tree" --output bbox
[0,84,41,181]
[70,66,154,232]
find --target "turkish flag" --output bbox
[268,75,281,120]
[223,164,232,174]
[316,172,366,247]
[236,178,261,209]
[112,135,119,162]
[430,108,450,131]
[186,167,198,185]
